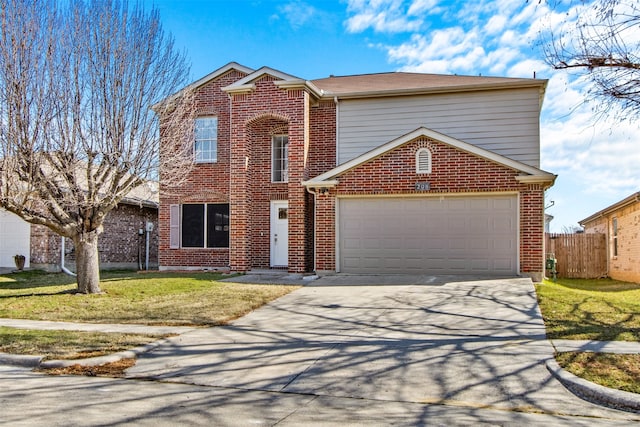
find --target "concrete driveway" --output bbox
[125,276,635,421]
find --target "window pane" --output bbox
[272,135,288,182]
[207,204,229,248]
[182,204,205,247]
[195,117,218,163]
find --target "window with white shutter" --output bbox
[169,204,180,249]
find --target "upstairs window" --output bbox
[416,148,432,174]
[272,135,289,182]
[195,117,218,163]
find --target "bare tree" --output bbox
[0,0,195,293]
[540,0,640,120]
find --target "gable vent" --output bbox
[416,148,432,174]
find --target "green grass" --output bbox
[0,270,299,326]
[0,270,298,360]
[535,278,640,394]
[535,278,640,341]
[0,326,165,360]
[556,352,640,394]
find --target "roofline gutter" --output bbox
[316,80,548,101]
[579,191,640,226]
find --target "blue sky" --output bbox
[147,0,639,231]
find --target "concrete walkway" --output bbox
[1,275,640,424]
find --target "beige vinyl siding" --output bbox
[337,88,541,167]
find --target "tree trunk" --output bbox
[74,231,102,294]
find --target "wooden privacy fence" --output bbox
[545,233,607,279]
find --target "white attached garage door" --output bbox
[339,195,517,275]
[0,209,30,268]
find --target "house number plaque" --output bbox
[415,182,431,191]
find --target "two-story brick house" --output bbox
[159,62,556,281]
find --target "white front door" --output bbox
[270,201,289,267]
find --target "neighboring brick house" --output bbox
[0,184,158,271]
[580,192,640,283]
[159,62,556,281]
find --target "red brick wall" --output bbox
[228,76,312,273]
[159,69,247,269]
[308,100,337,270]
[30,203,158,270]
[313,137,546,276]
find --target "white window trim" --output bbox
[195,117,218,163]
[272,134,289,183]
[416,147,432,174]
[612,217,618,258]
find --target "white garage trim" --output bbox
[336,193,520,275]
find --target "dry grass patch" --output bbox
[0,326,166,360]
[38,358,136,377]
[556,352,640,394]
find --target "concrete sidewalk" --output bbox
[1,275,640,422]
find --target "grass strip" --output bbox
[556,352,640,394]
[0,326,165,360]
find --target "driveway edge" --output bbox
[546,358,640,413]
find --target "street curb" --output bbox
[0,353,43,367]
[0,337,171,369]
[546,358,640,413]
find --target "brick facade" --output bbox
[158,69,245,270]
[582,194,640,283]
[313,137,546,276]
[158,63,552,279]
[30,203,158,271]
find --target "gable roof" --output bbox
[580,191,640,226]
[222,66,323,98]
[152,62,254,111]
[188,62,255,91]
[302,127,556,188]
[312,72,547,102]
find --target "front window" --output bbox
[195,117,218,163]
[181,203,229,248]
[272,135,288,182]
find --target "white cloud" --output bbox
[484,15,507,35]
[344,0,640,228]
[345,0,425,33]
[407,0,441,15]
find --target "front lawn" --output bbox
[0,270,298,360]
[535,278,640,341]
[536,277,640,395]
[0,270,299,326]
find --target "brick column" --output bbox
[520,184,545,281]
[229,98,251,272]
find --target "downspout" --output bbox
[334,96,339,164]
[60,236,77,277]
[305,186,318,273]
